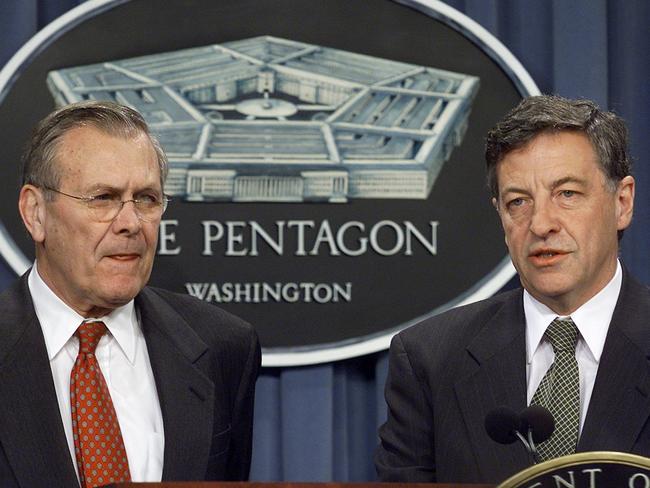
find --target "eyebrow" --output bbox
[84,183,162,195]
[500,175,588,198]
[549,176,588,190]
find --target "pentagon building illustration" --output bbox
[47,36,479,203]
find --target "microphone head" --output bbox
[520,405,555,443]
[485,406,520,444]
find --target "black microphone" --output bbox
[485,405,555,464]
[519,405,555,462]
[485,406,521,444]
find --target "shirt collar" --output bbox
[28,261,138,363]
[524,260,622,364]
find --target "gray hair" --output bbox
[21,100,168,198]
[485,95,631,198]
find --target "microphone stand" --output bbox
[513,429,541,464]
[526,429,542,464]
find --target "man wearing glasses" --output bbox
[0,100,261,488]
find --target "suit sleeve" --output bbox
[226,326,261,480]
[375,333,437,481]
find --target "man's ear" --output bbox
[616,175,635,231]
[18,184,47,243]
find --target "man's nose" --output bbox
[112,200,142,233]
[529,199,560,237]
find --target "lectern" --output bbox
[106,452,650,488]
[107,483,492,488]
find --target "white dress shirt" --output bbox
[28,262,165,482]
[525,260,622,433]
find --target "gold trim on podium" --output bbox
[498,451,650,487]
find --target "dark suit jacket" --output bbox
[375,268,650,484]
[0,273,261,488]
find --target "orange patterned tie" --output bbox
[70,321,131,488]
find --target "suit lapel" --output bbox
[454,291,531,480]
[579,271,650,451]
[136,288,217,481]
[0,276,79,488]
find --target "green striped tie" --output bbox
[531,317,580,461]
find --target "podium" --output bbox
[497,451,650,487]
[106,452,650,487]
[107,484,492,488]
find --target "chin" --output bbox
[101,280,145,304]
[531,286,576,306]
[526,278,574,298]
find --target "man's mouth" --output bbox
[107,253,140,260]
[528,249,568,265]
[536,251,559,257]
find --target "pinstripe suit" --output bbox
[375,267,650,484]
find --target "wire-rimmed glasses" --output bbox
[43,186,170,223]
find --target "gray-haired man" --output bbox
[0,100,260,488]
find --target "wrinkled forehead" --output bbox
[497,131,600,173]
[54,125,162,190]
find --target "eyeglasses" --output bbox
[43,186,170,223]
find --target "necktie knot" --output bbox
[76,321,107,355]
[545,317,578,353]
